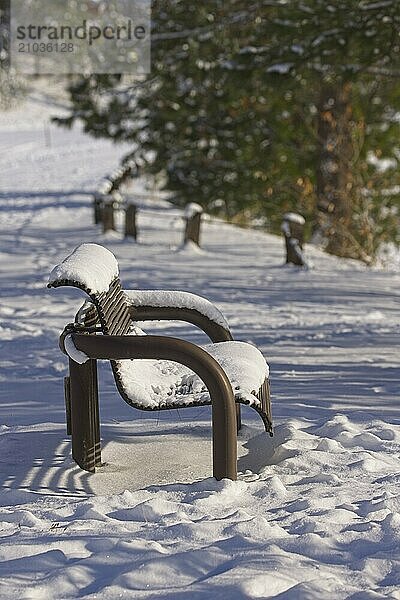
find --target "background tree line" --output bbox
[55,0,400,262]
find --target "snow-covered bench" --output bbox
[48,243,272,481]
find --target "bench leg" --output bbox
[236,403,242,432]
[64,376,72,435]
[69,358,101,472]
[261,378,273,436]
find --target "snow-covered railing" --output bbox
[97,159,138,197]
[93,160,139,231]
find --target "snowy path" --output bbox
[0,89,399,599]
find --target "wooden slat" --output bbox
[106,306,131,335]
[101,302,127,328]
[94,278,132,338]
[100,286,123,310]
[109,313,131,337]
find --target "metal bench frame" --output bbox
[50,275,272,481]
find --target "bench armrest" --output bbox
[71,332,237,481]
[124,290,232,343]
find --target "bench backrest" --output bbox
[90,277,131,336]
[48,243,132,336]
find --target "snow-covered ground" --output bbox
[0,87,399,599]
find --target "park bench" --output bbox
[48,243,272,481]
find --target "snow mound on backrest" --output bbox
[48,243,119,294]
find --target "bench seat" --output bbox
[115,339,268,410]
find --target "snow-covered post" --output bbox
[184,203,203,247]
[124,202,138,241]
[281,213,306,266]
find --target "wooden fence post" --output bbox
[102,197,116,233]
[124,203,138,240]
[93,193,103,225]
[184,203,203,246]
[281,213,306,266]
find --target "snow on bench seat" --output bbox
[115,340,269,409]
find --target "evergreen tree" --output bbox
[57,0,400,261]
[0,0,27,109]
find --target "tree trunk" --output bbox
[316,82,357,258]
